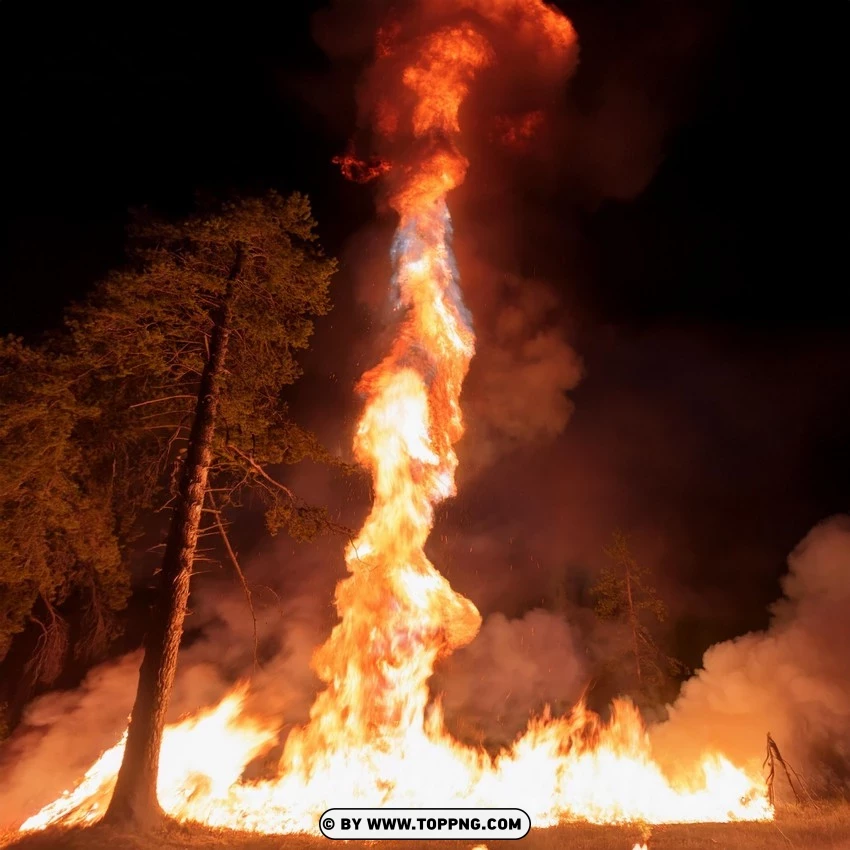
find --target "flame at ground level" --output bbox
[20,686,772,834]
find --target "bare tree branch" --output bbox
[25,595,69,685]
[207,489,259,670]
[226,444,296,500]
[129,395,198,409]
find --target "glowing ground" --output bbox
[4,804,850,850]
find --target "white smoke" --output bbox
[0,575,589,827]
[0,653,139,828]
[460,270,583,477]
[652,515,850,796]
[0,584,326,829]
[6,515,849,828]
[433,608,587,746]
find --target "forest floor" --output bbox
[4,804,850,850]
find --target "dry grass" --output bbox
[3,804,850,850]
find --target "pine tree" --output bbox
[59,191,338,827]
[591,530,685,703]
[0,337,130,678]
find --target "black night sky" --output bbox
[2,0,849,668]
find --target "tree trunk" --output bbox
[104,250,242,828]
[624,561,642,687]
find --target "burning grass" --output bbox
[4,804,850,850]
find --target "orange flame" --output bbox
[403,25,494,136]
[19,0,773,837]
[332,143,392,183]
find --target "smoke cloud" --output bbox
[0,654,139,828]
[0,569,331,828]
[652,515,850,796]
[433,608,587,746]
[0,541,589,827]
[6,512,849,826]
[460,267,583,475]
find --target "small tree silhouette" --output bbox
[592,530,686,703]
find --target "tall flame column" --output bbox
[290,27,493,757]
